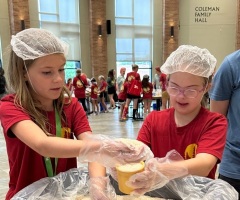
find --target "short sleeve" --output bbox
[209,56,235,101]
[66,98,91,137]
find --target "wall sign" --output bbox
[195,6,220,22]
[186,0,236,25]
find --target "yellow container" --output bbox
[116,161,145,194]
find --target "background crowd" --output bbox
[67,64,169,122]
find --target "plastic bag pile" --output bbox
[12,167,238,200]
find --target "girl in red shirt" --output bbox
[128,45,227,197]
[0,28,150,199]
[118,81,128,121]
[66,78,73,95]
[142,75,153,116]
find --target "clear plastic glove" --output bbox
[79,134,154,168]
[126,150,188,196]
[89,176,117,200]
[107,167,118,181]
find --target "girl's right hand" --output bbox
[78,134,154,168]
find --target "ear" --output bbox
[205,83,212,93]
[24,73,28,81]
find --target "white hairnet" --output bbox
[161,45,217,78]
[11,28,69,60]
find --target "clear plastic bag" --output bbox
[12,167,238,200]
[143,176,238,200]
[12,167,89,200]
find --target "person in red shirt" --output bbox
[127,45,227,196]
[122,64,141,121]
[90,77,99,115]
[66,78,73,95]
[118,81,128,121]
[0,28,151,200]
[142,74,153,117]
[72,69,88,112]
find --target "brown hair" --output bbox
[142,75,149,88]
[201,76,212,108]
[132,64,139,70]
[0,67,4,76]
[76,69,81,74]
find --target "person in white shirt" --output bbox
[153,66,162,110]
[116,67,126,94]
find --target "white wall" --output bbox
[179,0,237,68]
[152,0,163,68]
[106,0,116,72]
[28,0,40,28]
[79,0,91,77]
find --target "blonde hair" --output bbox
[98,75,105,81]
[6,51,71,134]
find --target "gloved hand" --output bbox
[79,134,154,168]
[107,167,118,181]
[126,150,188,196]
[88,176,117,200]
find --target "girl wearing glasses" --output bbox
[127,45,227,197]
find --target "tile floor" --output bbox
[0,108,144,199]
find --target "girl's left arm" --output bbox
[172,153,217,177]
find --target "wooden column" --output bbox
[89,0,108,80]
[8,0,30,35]
[162,0,179,62]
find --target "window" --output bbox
[38,0,81,82]
[115,0,152,61]
[115,0,153,80]
[64,60,81,83]
[38,0,80,61]
[116,61,152,82]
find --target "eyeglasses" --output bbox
[167,86,205,98]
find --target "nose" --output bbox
[177,89,185,98]
[54,72,64,82]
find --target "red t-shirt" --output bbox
[99,81,107,93]
[73,74,88,98]
[126,71,141,95]
[137,107,227,179]
[0,95,91,199]
[126,71,140,83]
[142,82,153,99]
[66,83,73,91]
[91,83,98,99]
[118,82,128,101]
[160,73,167,91]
